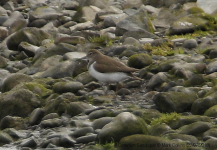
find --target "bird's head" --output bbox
[86,49,102,62]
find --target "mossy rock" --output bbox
[66,102,95,117]
[1,73,33,93]
[187,7,204,14]
[23,82,52,98]
[167,115,212,129]
[6,27,51,50]
[45,93,77,115]
[128,53,152,69]
[191,94,217,115]
[53,81,84,94]
[178,121,211,137]
[97,112,148,144]
[149,123,171,136]
[204,105,217,117]
[153,92,198,113]
[0,116,27,130]
[118,134,188,150]
[162,133,198,143]
[133,109,161,124]
[0,89,41,119]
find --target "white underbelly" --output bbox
[89,62,129,83]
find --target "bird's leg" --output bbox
[102,83,109,95]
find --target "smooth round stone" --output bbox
[70,127,94,138]
[76,134,97,144]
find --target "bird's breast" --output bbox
[88,62,129,83]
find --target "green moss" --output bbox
[142,42,179,56]
[187,7,204,14]
[150,112,181,126]
[24,82,52,98]
[88,36,119,47]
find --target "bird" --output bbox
[86,49,142,95]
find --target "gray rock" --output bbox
[0,26,8,41]
[45,93,77,115]
[41,60,75,79]
[191,95,217,115]
[0,55,7,68]
[179,121,211,136]
[75,72,96,85]
[0,131,13,145]
[18,42,40,57]
[20,137,38,148]
[147,72,169,90]
[41,118,62,128]
[118,134,187,150]
[76,134,97,144]
[29,6,62,22]
[28,19,48,28]
[53,81,84,93]
[63,52,86,61]
[1,73,33,92]
[6,27,51,50]
[91,117,113,130]
[0,116,26,130]
[88,109,113,120]
[29,108,45,125]
[0,89,41,119]
[40,137,60,148]
[153,91,198,113]
[116,7,155,36]
[8,19,28,35]
[71,127,94,138]
[206,60,217,74]
[149,123,171,136]
[128,53,153,69]
[42,113,59,121]
[69,21,95,32]
[97,112,148,143]
[60,135,75,147]
[55,36,85,45]
[2,11,24,27]
[197,0,217,14]
[162,133,198,143]
[67,102,95,117]
[183,39,198,49]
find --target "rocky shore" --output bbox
[1,0,217,150]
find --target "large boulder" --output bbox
[115,7,155,36]
[6,27,51,50]
[0,89,41,119]
[97,112,148,143]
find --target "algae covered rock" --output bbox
[97,112,148,144]
[0,115,27,130]
[6,27,51,50]
[0,89,41,119]
[191,95,217,115]
[118,134,188,150]
[204,105,217,117]
[128,53,152,69]
[153,91,198,113]
[178,121,211,136]
[1,73,33,92]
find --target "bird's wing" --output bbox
[94,56,138,73]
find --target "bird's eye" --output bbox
[88,52,92,55]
